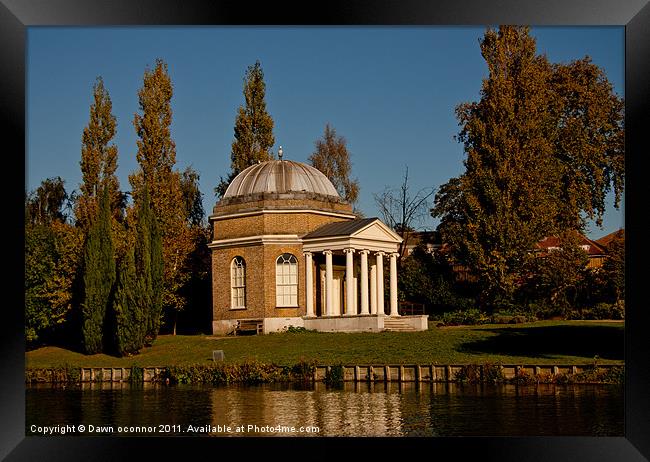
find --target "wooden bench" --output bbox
[235,320,263,336]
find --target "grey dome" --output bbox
[223,160,340,200]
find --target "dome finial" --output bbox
[278,146,283,160]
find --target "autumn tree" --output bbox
[522,232,590,312]
[25,177,71,226]
[431,26,624,308]
[25,179,83,347]
[79,187,115,354]
[129,58,192,338]
[374,166,435,261]
[169,167,211,335]
[181,166,205,227]
[215,60,275,197]
[309,123,360,205]
[602,230,625,302]
[75,77,124,229]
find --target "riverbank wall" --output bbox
[25,363,624,385]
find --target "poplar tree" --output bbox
[215,60,275,197]
[80,187,115,354]
[309,123,360,204]
[76,77,123,228]
[129,58,190,336]
[432,26,624,307]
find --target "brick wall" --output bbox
[211,206,354,324]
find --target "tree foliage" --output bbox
[25,220,83,346]
[398,244,461,313]
[180,166,205,226]
[112,245,145,356]
[215,60,275,197]
[132,186,164,344]
[602,230,625,302]
[128,58,193,333]
[76,76,124,229]
[80,187,116,354]
[521,232,590,310]
[309,123,360,204]
[26,177,71,226]
[431,26,624,307]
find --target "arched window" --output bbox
[276,253,298,307]
[231,257,246,309]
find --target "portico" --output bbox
[297,218,426,333]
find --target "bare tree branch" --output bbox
[373,166,436,260]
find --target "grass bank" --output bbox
[26,320,624,369]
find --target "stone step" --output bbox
[383,317,417,332]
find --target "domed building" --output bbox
[209,153,428,335]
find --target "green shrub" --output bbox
[573,366,624,384]
[454,363,505,384]
[527,301,565,320]
[510,368,537,385]
[591,302,625,320]
[160,360,317,385]
[483,363,505,383]
[325,363,344,385]
[283,326,316,334]
[439,308,490,326]
[128,365,144,384]
[564,301,625,321]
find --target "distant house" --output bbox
[595,229,625,250]
[535,233,608,269]
[402,230,441,257]
[402,229,622,282]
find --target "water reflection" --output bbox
[26,382,623,437]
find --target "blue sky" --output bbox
[26,26,624,239]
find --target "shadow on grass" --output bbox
[458,325,624,361]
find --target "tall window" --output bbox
[276,253,298,307]
[231,257,246,309]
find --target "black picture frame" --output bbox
[3,0,648,460]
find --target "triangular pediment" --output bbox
[350,219,403,243]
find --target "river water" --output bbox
[26,382,623,437]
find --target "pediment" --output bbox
[351,220,402,243]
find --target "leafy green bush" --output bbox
[325,363,344,385]
[564,301,625,320]
[160,359,318,385]
[128,365,144,384]
[591,301,625,320]
[527,301,566,320]
[510,368,538,385]
[573,366,624,384]
[439,308,490,326]
[283,326,316,334]
[454,363,506,384]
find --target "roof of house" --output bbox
[595,229,625,248]
[535,233,607,256]
[302,217,379,239]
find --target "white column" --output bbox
[304,252,314,317]
[376,252,385,316]
[390,252,399,316]
[359,250,369,315]
[370,262,377,314]
[344,248,355,315]
[324,250,333,316]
